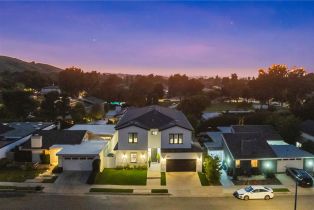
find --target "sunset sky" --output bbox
[1,1,314,76]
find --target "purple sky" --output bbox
[0,2,314,76]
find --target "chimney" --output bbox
[31,135,42,148]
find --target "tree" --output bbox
[2,90,38,119]
[40,91,60,120]
[59,67,84,96]
[294,96,314,120]
[55,94,71,119]
[89,104,104,120]
[266,113,301,144]
[168,74,189,98]
[203,155,221,184]
[70,102,86,123]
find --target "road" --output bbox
[0,193,313,210]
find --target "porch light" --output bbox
[306,160,313,167]
[263,161,272,169]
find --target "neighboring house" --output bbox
[20,130,109,171]
[78,96,105,113]
[222,125,314,176]
[201,112,222,121]
[106,106,126,124]
[113,105,203,172]
[40,86,61,95]
[0,122,55,159]
[299,120,314,143]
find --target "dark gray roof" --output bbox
[1,122,54,139]
[223,133,277,159]
[300,120,314,136]
[115,105,193,131]
[81,96,105,105]
[161,142,203,153]
[270,145,314,158]
[0,124,13,135]
[22,130,87,149]
[231,125,283,140]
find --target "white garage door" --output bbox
[277,159,303,173]
[62,157,94,171]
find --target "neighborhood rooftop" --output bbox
[115,105,193,131]
[231,125,283,140]
[223,133,277,159]
[22,130,87,149]
[67,124,115,136]
[270,144,314,158]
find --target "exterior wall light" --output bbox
[264,161,271,169]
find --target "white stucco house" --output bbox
[112,105,203,172]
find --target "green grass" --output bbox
[151,189,168,193]
[94,169,147,185]
[198,172,210,186]
[42,176,58,183]
[90,188,133,193]
[161,172,166,186]
[0,168,45,182]
[273,188,290,192]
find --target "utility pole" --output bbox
[294,179,298,210]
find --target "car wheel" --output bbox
[244,196,249,201]
[264,195,270,200]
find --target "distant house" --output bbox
[299,120,314,143]
[0,122,55,158]
[20,130,109,171]
[221,125,314,176]
[78,96,105,113]
[113,105,203,172]
[40,86,61,95]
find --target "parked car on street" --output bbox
[233,186,274,201]
[286,167,313,187]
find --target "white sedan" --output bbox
[233,186,274,200]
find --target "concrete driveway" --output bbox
[44,171,90,194]
[166,172,201,189]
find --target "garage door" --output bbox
[277,159,303,173]
[62,157,94,171]
[166,159,196,172]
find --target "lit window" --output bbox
[128,133,138,143]
[169,134,183,144]
[235,160,240,168]
[251,160,258,168]
[130,153,137,163]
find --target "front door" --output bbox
[151,148,157,162]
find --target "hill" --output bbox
[0,56,63,74]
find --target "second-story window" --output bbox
[169,133,183,144]
[128,133,138,143]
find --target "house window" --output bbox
[169,134,183,144]
[128,133,138,143]
[130,153,137,163]
[235,160,240,168]
[251,160,258,168]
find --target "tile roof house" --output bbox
[112,105,203,172]
[222,125,314,176]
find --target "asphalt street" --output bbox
[0,193,313,210]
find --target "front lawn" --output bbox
[94,169,147,185]
[151,189,168,193]
[0,168,44,182]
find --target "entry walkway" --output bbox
[220,170,234,187]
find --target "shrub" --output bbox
[151,189,168,193]
[14,150,32,162]
[161,172,166,186]
[40,154,50,164]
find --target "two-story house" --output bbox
[112,105,203,172]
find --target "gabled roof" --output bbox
[22,130,87,149]
[300,120,314,136]
[68,124,115,136]
[115,105,193,131]
[223,133,277,159]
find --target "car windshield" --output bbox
[245,186,254,192]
